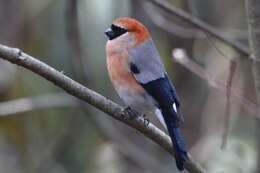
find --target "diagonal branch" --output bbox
[0,44,205,173]
[172,49,258,119]
[0,93,77,116]
[145,0,250,58]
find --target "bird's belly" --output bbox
[106,51,156,113]
[115,85,156,114]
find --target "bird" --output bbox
[104,17,188,171]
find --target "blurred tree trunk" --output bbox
[246,0,260,172]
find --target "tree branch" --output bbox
[0,44,205,173]
[143,2,205,39]
[246,0,260,171]
[172,49,258,119]
[172,48,259,164]
[0,93,77,116]
[145,0,250,58]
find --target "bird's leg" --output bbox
[123,106,139,120]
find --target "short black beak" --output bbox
[105,27,114,40]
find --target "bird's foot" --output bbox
[142,114,150,127]
[123,106,139,120]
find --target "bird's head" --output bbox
[105,17,150,49]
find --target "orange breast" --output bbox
[106,51,144,93]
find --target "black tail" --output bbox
[163,114,188,171]
[139,75,188,170]
[168,126,188,171]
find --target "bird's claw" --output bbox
[144,117,150,127]
[122,107,149,126]
[123,106,139,119]
[142,114,150,127]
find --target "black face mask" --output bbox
[105,24,127,40]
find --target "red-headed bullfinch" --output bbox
[105,17,188,171]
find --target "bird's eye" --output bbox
[105,24,127,40]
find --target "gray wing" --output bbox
[128,39,184,123]
[128,38,165,84]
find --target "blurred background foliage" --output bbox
[0,0,258,172]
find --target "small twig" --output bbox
[146,0,250,58]
[172,48,258,119]
[0,93,77,116]
[0,44,205,173]
[221,59,237,149]
[143,2,205,39]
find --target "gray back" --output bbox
[128,38,165,84]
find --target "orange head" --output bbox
[105,17,150,48]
